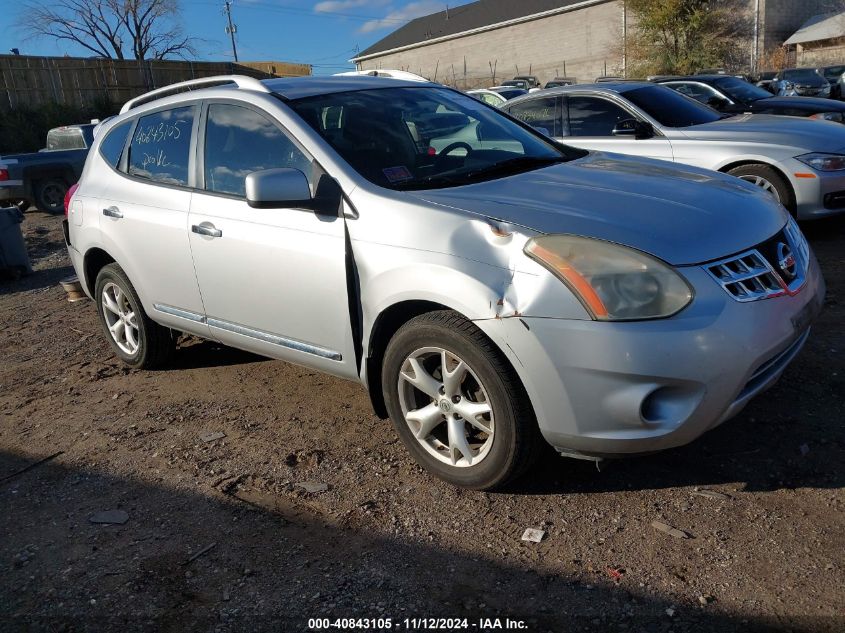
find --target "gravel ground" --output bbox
[1,211,843,633]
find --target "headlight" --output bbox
[524,235,693,320]
[796,152,845,171]
[809,112,844,122]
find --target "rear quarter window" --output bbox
[98,120,133,169]
[128,106,195,187]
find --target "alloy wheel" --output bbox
[738,174,781,202]
[101,282,140,355]
[397,347,495,467]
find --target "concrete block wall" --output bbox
[760,0,833,52]
[357,0,624,88]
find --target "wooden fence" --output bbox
[0,55,310,110]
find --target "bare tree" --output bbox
[18,0,198,60]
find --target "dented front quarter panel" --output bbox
[346,186,590,355]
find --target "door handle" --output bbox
[191,223,222,238]
[102,206,123,219]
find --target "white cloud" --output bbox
[314,0,389,13]
[358,1,445,34]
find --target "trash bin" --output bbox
[0,206,32,277]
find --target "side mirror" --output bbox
[245,168,311,209]
[532,125,551,136]
[612,119,653,139]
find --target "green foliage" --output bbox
[626,0,751,77]
[0,97,118,154]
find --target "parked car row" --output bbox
[62,73,826,491]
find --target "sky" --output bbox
[0,0,474,74]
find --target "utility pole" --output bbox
[224,0,239,62]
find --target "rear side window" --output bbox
[507,97,560,136]
[567,96,631,136]
[203,103,311,197]
[99,121,132,169]
[128,106,194,186]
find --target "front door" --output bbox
[187,101,357,379]
[558,95,674,162]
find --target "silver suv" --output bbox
[65,75,824,490]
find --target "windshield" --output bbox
[783,69,823,82]
[288,87,582,191]
[622,85,722,127]
[714,76,772,102]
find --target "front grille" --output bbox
[704,218,809,302]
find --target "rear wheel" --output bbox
[727,164,793,211]
[382,310,542,490]
[95,263,175,369]
[34,179,67,214]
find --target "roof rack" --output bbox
[119,75,271,114]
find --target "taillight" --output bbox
[0,168,8,181]
[64,183,79,217]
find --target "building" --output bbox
[782,12,845,66]
[351,0,834,87]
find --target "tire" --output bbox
[382,310,542,490]
[94,263,174,369]
[727,164,794,212]
[33,179,68,214]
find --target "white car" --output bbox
[504,82,845,219]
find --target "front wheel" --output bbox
[382,311,541,490]
[95,263,175,369]
[727,164,794,212]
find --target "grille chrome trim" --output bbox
[704,219,809,303]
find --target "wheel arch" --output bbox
[718,159,796,211]
[82,247,116,297]
[364,299,451,418]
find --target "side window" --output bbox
[128,106,194,186]
[204,103,311,198]
[507,97,559,136]
[567,96,631,137]
[99,120,132,169]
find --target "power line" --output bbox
[185,0,411,24]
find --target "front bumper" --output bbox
[787,159,845,219]
[475,255,825,457]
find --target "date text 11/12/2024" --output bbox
[307,618,529,630]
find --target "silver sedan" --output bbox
[503,82,845,219]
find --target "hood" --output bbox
[678,113,845,150]
[753,96,845,112]
[407,152,787,266]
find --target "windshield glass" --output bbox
[288,87,580,190]
[783,69,823,82]
[714,76,772,102]
[622,85,722,127]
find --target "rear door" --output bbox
[187,100,357,379]
[98,104,209,335]
[558,94,674,162]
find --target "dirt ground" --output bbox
[1,211,843,633]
